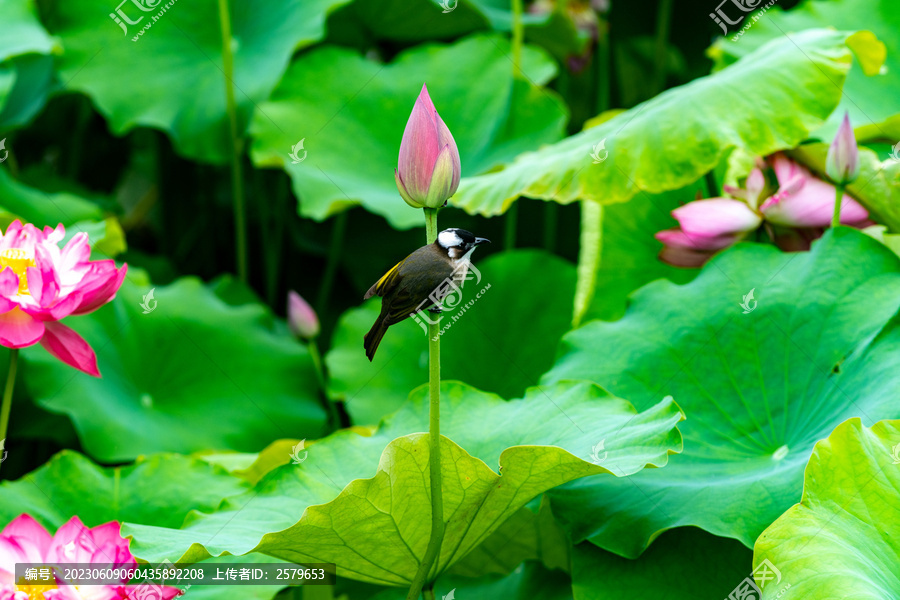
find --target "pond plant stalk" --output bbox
[505,0,525,251]
[0,349,18,478]
[218,0,248,283]
[826,112,860,228]
[406,206,444,600]
[287,291,341,429]
[394,84,461,599]
[573,0,612,328]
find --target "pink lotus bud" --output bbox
[288,290,319,339]
[825,112,860,185]
[395,84,461,209]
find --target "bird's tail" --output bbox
[364,314,389,362]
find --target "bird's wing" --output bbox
[364,258,406,299]
[381,256,455,324]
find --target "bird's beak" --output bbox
[474,237,491,245]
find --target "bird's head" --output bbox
[436,228,490,259]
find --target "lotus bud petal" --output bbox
[288,290,320,340]
[396,84,461,209]
[826,112,860,185]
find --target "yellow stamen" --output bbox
[0,248,35,295]
[15,583,58,600]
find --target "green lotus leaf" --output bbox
[0,450,249,529]
[197,438,315,486]
[333,0,489,43]
[541,228,900,557]
[326,250,576,425]
[855,113,900,145]
[0,169,127,256]
[754,418,900,599]
[580,187,698,324]
[447,496,569,579]
[0,0,57,61]
[0,67,14,115]
[707,0,897,142]
[23,276,327,461]
[0,167,103,226]
[338,0,582,62]
[123,380,683,587]
[176,554,287,600]
[571,527,752,600]
[248,34,566,229]
[0,0,57,124]
[452,29,866,217]
[366,561,573,600]
[44,0,353,163]
[0,54,56,129]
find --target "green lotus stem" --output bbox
[572,201,603,328]
[0,349,19,479]
[260,172,287,306]
[511,0,524,79]
[831,184,844,228]
[422,587,436,600]
[504,0,524,253]
[307,340,340,430]
[316,211,349,313]
[406,207,444,600]
[504,202,519,250]
[594,14,611,115]
[653,0,674,92]
[705,170,718,197]
[217,0,248,283]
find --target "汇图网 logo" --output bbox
[110,0,181,41]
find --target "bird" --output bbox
[363,228,490,361]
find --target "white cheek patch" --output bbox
[438,230,463,248]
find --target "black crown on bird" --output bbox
[363,228,490,361]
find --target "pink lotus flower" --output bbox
[0,221,126,376]
[760,154,868,228]
[656,154,870,267]
[0,514,180,600]
[395,84,461,209]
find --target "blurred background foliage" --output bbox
[4,0,802,471]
